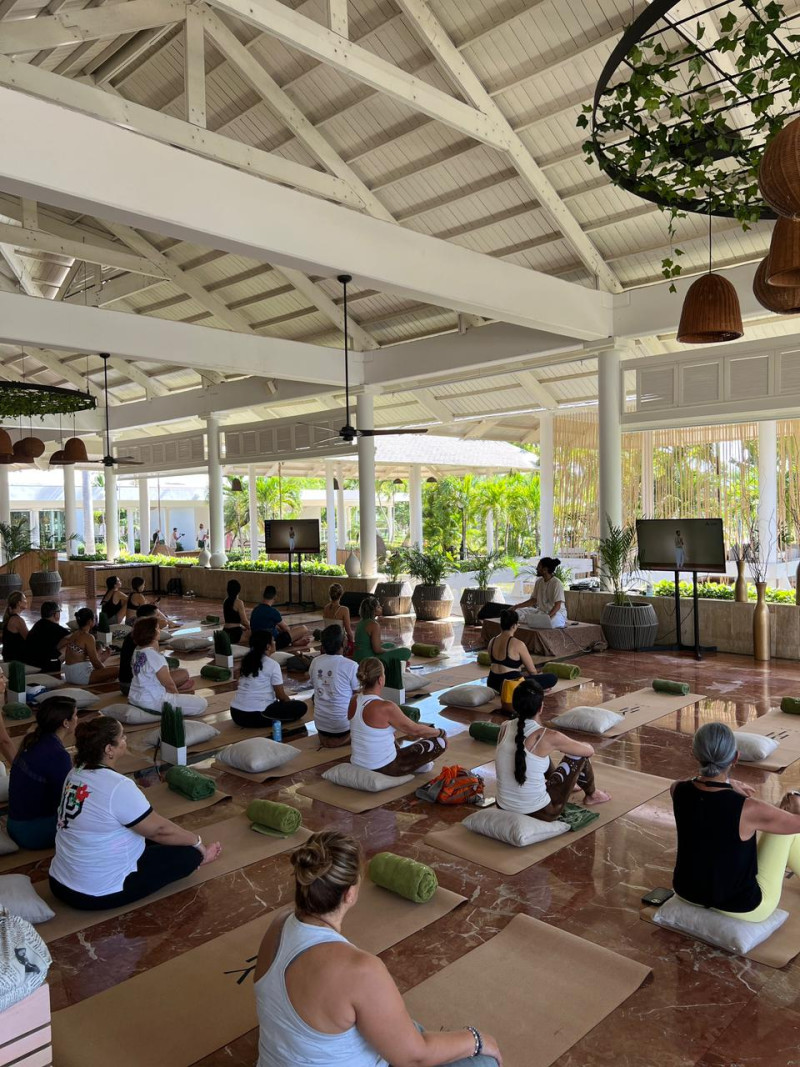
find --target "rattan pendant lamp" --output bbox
[0,429,14,464]
[753,256,800,314]
[766,216,800,288]
[677,214,743,344]
[760,116,800,220]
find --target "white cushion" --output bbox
[463,808,569,847]
[0,824,19,856]
[0,875,55,924]
[230,644,249,659]
[102,703,161,725]
[735,732,779,762]
[402,673,431,693]
[652,894,788,954]
[25,674,65,690]
[33,687,96,710]
[438,684,496,708]
[270,650,293,665]
[216,737,298,773]
[551,705,624,735]
[141,721,220,749]
[1,663,37,677]
[170,635,212,652]
[322,762,414,792]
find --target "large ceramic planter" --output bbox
[460,586,501,626]
[29,570,63,598]
[735,560,748,604]
[600,602,658,651]
[375,580,413,616]
[0,573,22,600]
[411,582,454,622]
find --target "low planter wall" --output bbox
[566,589,800,661]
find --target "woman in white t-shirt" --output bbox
[128,616,208,717]
[516,557,568,630]
[231,630,308,730]
[49,716,222,910]
[311,625,360,748]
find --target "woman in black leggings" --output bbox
[486,609,558,695]
[230,630,308,730]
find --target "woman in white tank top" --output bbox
[254,831,501,1067]
[495,679,611,819]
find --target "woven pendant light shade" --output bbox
[766,217,800,287]
[677,273,743,344]
[49,449,71,465]
[0,429,13,464]
[753,257,800,313]
[230,477,243,492]
[63,437,89,463]
[16,436,45,458]
[759,117,800,220]
[12,440,34,463]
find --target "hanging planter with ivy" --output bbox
[0,382,96,419]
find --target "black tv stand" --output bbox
[651,569,716,661]
[278,552,315,612]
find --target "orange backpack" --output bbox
[423,764,485,805]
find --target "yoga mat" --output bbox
[51,880,466,1067]
[36,816,311,943]
[141,779,230,819]
[423,764,671,874]
[733,712,800,772]
[551,687,703,738]
[212,732,351,782]
[0,841,53,873]
[439,676,584,714]
[403,914,651,1067]
[641,874,800,968]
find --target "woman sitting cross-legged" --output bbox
[486,609,558,697]
[98,575,128,627]
[119,605,195,698]
[222,578,250,646]
[128,616,207,716]
[348,657,446,777]
[230,630,308,731]
[7,695,77,850]
[63,608,119,686]
[125,577,175,629]
[352,595,411,675]
[254,830,501,1067]
[672,722,800,922]
[49,717,222,911]
[495,679,610,819]
[2,590,29,663]
[310,625,359,748]
[321,582,354,652]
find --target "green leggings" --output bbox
[718,832,800,923]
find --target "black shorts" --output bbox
[275,631,292,650]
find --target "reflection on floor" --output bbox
[15,586,800,1065]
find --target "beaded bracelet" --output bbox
[465,1026,483,1057]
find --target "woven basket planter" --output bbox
[760,116,800,220]
[460,587,500,626]
[753,256,800,313]
[374,581,413,617]
[29,571,62,598]
[677,273,743,344]
[767,217,800,288]
[411,583,453,622]
[601,602,658,651]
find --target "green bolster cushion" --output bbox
[7,662,26,694]
[400,704,421,723]
[246,799,302,837]
[559,802,600,832]
[383,657,404,691]
[411,643,441,658]
[165,765,216,801]
[781,697,800,715]
[368,851,438,903]
[542,661,581,680]
[3,702,31,720]
[213,629,232,656]
[477,650,491,667]
[165,656,180,670]
[205,615,220,624]
[652,678,690,696]
[469,721,501,745]
[200,665,232,682]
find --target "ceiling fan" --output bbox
[90,353,143,467]
[313,275,428,445]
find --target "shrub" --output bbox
[653,580,795,604]
[222,559,345,576]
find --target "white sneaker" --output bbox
[416,761,435,774]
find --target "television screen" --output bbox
[636,519,727,574]
[264,519,320,554]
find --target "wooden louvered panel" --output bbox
[728,355,770,401]
[681,361,720,405]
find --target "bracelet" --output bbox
[465,1027,483,1057]
[193,835,204,851]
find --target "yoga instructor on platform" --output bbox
[254,829,501,1066]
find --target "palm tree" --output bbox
[451,474,483,559]
[478,478,509,554]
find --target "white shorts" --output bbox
[64,661,93,685]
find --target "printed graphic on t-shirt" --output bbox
[133,650,148,675]
[58,780,91,830]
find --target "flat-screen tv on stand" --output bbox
[264,519,319,609]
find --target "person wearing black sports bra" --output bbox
[99,576,127,625]
[486,609,557,695]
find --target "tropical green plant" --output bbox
[553,563,574,588]
[466,550,505,591]
[222,559,345,575]
[406,547,454,586]
[653,579,795,604]
[0,517,32,573]
[383,549,408,581]
[597,519,638,606]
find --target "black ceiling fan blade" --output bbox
[361,428,429,436]
[115,457,144,466]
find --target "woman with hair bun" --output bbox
[495,679,609,819]
[671,722,800,921]
[347,658,446,776]
[254,829,502,1067]
[321,583,354,649]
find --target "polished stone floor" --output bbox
[15,586,800,1065]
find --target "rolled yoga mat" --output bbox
[205,615,220,624]
[201,664,232,682]
[468,721,501,745]
[369,851,438,903]
[401,704,421,722]
[246,799,302,837]
[411,643,441,658]
[781,697,800,715]
[652,678,690,696]
[542,661,581,680]
[165,765,217,801]
[3,702,31,720]
[477,650,491,667]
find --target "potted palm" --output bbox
[0,518,32,598]
[407,548,454,621]
[598,520,658,650]
[375,549,412,616]
[460,551,505,626]
[30,534,70,598]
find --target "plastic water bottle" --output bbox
[272,719,283,742]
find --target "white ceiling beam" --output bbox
[54,260,81,301]
[515,369,558,410]
[92,24,179,83]
[85,273,162,306]
[107,354,169,397]
[415,388,452,424]
[0,220,166,277]
[0,292,355,386]
[0,0,187,55]
[0,270,18,294]
[201,0,510,150]
[274,266,378,351]
[183,5,206,128]
[0,58,364,210]
[393,0,621,294]
[326,0,348,38]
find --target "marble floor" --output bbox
[14,586,800,1065]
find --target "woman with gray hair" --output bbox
[671,721,800,921]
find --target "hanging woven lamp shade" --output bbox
[16,436,45,458]
[12,440,34,463]
[230,477,243,492]
[676,273,743,344]
[766,217,800,288]
[49,449,71,465]
[759,117,800,220]
[753,257,800,313]
[0,429,13,464]
[63,437,89,463]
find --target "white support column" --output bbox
[357,392,377,578]
[138,475,150,549]
[325,461,337,565]
[82,469,95,553]
[62,466,77,556]
[248,463,259,561]
[206,415,226,567]
[598,347,624,538]
[538,411,554,552]
[640,430,654,520]
[336,465,346,551]
[409,464,423,549]
[485,510,495,554]
[758,419,778,578]
[126,506,136,554]
[0,465,9,563]
[104,463,118,561]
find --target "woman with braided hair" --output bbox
[494,679,610,819]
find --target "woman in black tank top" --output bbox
[486,609,558,695]
[672,722,800,921]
